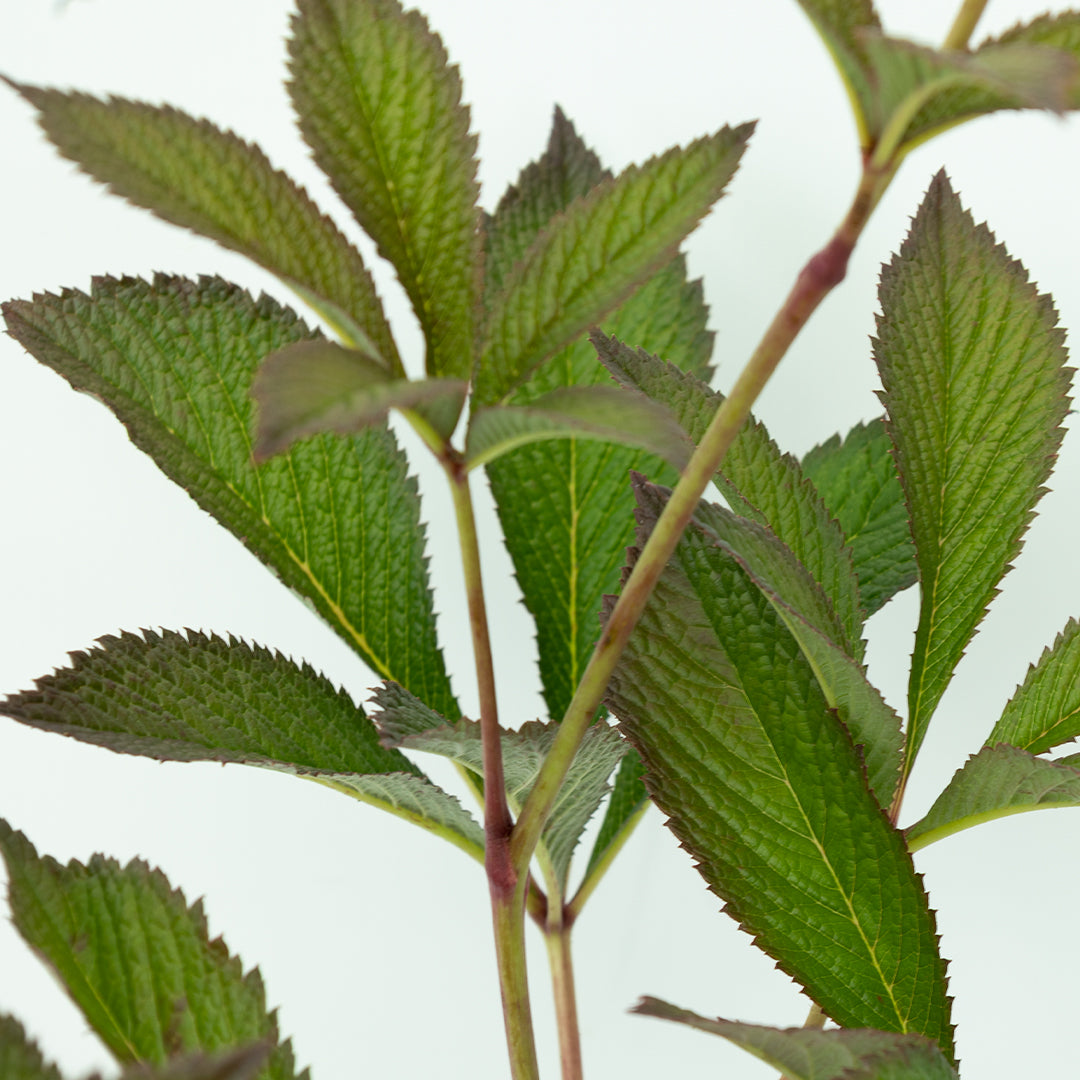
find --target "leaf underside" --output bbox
[802,417,917,616]
[633,998,958,1080]
[0,822,307,1079]
[875,172,1071,767]
[606,481,953,1054]
[288,0,481,378]
[3,275,458,720]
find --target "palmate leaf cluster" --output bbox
[3,0,1080,1078]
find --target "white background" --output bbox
[2,1,1079,1077]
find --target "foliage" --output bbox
[2,2,1080,1078]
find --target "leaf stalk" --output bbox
[943,0,989,51]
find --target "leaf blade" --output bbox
[288,0,481,378]
[875,172,1071,768]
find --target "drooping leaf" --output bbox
[690,495,903,807]
[251,340,467,458]
[906,745,1080,851]
[465,385,692,471]
[288,0,480,379]
[633,999,958,1080]
[483,106,608,304]
[6,81,398,364]
[875,173,1071,773]
[0,1016,62,1080]
[606,481,953,1052]
[789,0,881,147]
[474,122,752,405]
[802,418,916,615]
[3,275,458,719]
[389,718,624,888]
[0,630,482,857]
[861,34,1078,157]
[597,335,864,655]
[985,618,1080,754]
[0,822,307,1079]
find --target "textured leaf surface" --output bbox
[606,485,953,1050]
[0,823,306,1078]
[288,0,480,378]
[580,751,646,885]
[597,336,864,654]
[0,630,482,855]
[3,276,457,718]
[995,13,1080,108]
[391,719,624,887]
[465,385,691,471]
[8,81,398,364]
[875,173,1071,768]
[474,122,752,404]
[790,0,881,145]
[483,107,608,304]
[986,618,1080,754]
[633,999,957,1080]
[689,495,902,807]
[906,745,1080,850]
[862,34,1077,154]
[0,1016,62,1080]
[803,418,916,616]
[114,1045,272,1080]
[251,340,466,457]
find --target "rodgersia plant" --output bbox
[3,1,1080,1078]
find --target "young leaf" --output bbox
[875,173,1071,772]
[985,618,1080,754]
[689,494,903,807]
[483,106,608,304]
[802,418,916,615]
[633,999,957,1080]
[596,335,865,656]
[465,385,692,471]
[474,122,753,405]
[6,81,398,364]
[0,822,307,1078]
[388,718,624,889]
[0,630,483,857]
[3,276,458,720]
[861,34,1078,158]
[251,340,467,458]
[0,1016,62,1080]
[906,745,1080,851]
[789,0,881,147]
[288,0,480,379]
[606,483,953,1052]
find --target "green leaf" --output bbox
[474,122,752,405]
[596,335,865,656]
[6,80,398,365]
[0,1016,62,1080]
[875,172,1071,772]
[606,480,953,1052]
[985,618,1080,754]
[690,496,903,808]
[251,340,467,457]
[633,999,958,1080]
[288,0,480,379]
[115,1045,273,1080]
[465,385,691,471]
[861,34,1078,159]
[790,0,881,147]
[0,630,483,857]
[579,750,647,888]
[388,718,624,889]
[3,275,458,720]
[906,745,1080,851]
[995,13,1080,108]
[802,418,916,615]
[0,823,307,1079]
[483,107,608,305]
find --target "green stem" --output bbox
[568,800,649,921]
[446,458,538,1080]
[510,159,893,878]
[943,0,989,51]
[544,908,582,1080]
